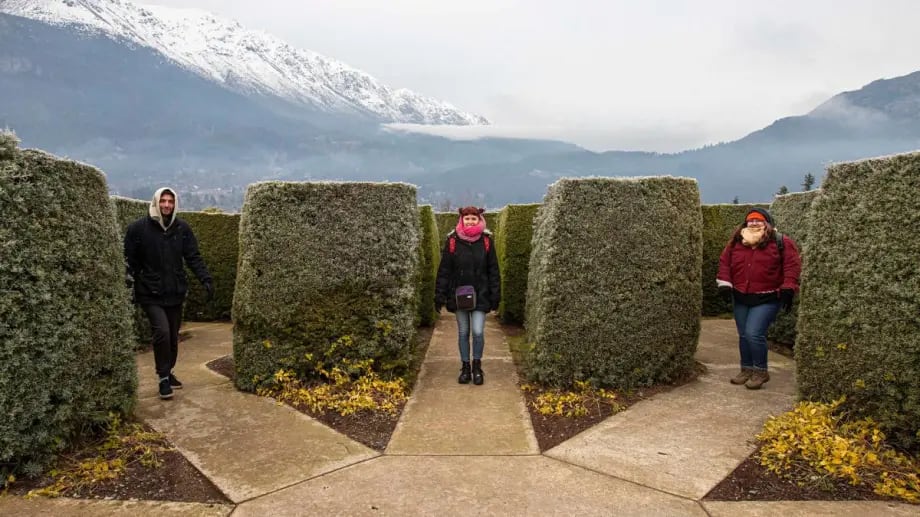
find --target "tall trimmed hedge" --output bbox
[233,182,420,391]
[496,204,540,324]
[796,152,920,449]
[1,139,137,477]
[700,203,769,316]
[111,196,152,346]
[766,190,821,345]
[181,212,240,321]
[416,205,440,326]
[525,177,702,388]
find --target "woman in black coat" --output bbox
[435,206,501,385]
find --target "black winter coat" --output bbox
[124,216,211,306]
[435,231,501,313]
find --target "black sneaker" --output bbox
[458,361,472,384]
[159,377,174,400]
[168,373,183,389]
[472,359,484,386]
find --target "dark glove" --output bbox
[780,288,795,313]
[434,296,445,313]
[491,301,500,313]
[204,281,215,302]
[718,285,733,304]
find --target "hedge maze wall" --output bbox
[525,177,702,389]
[766,190,821,345]
[181,212,240,321]
[416,205,440,326]
[233,182,420,391]
[795,152,920,449]
[1,136,136,477]
[495,204,540,324]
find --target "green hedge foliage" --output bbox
[524,177,702,389]
[415,205,440,326]
[232,182,420,391]
[700,203,769,316]
[1,140,137,477]
[496,204,540,324]
[766,190,821,345]
[181,212,240,321]
[795,152,920,449]
[111,195,152,346]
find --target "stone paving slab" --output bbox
[386,313,538,455]
[135,382,378,503]
[703,500,919,516]
[0,496,234,516]
[136,322,235,398]
[234,456,707,516]
[546,319,797,500]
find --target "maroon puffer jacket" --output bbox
[717,235,801,294]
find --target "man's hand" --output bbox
[204,281,215,302]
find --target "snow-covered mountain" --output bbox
[0,0,488,125]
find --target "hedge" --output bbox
[766,190,821,345]
[495,204,540,324]
[524,177,702,388]
[1,137,137,478]
[700,203,769,316]
[111,195,152,346]
[415,205,440,326]
[181,212,240,321]
[795,152,920,449]
[232,182,420,391]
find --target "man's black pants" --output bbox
[142,303,183,379]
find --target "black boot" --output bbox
[458,361,472,384]
[472,359,484,385]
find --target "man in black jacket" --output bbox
[125,188,212,400]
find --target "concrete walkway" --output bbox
[2,318,916,516]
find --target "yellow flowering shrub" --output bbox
[757,398,920,503]
[521,380,622,418]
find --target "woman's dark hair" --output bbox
[458,206,485,217]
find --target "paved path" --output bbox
[2,318,915,516]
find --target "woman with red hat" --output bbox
[716,207,801,389]
[434,207,501,385]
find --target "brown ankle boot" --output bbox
[745,370,770,390]
[730,368,753,385]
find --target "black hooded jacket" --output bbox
[124,189,211,306]
[435,230,501,312]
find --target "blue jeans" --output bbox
[455,310,486,362]
[733,301,781,371]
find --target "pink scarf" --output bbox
[455,217,486,242]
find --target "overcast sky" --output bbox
[149,0,919,152]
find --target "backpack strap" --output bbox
[484,236,490,253]
[775,231,784,270]
[449,236,456,254]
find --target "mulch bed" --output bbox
[705,447,903,502]
[205,325,435,452]
[6,422,230,504]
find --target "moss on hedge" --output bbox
[416,205,440,326]
[700,203,769,316]
[1,142,137,477]
[795,152,920,449]
[496,204,540,324]
[181,212,239,321]
[766,190,821,345]
[525,177,702,389]
[232,182,420,392]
